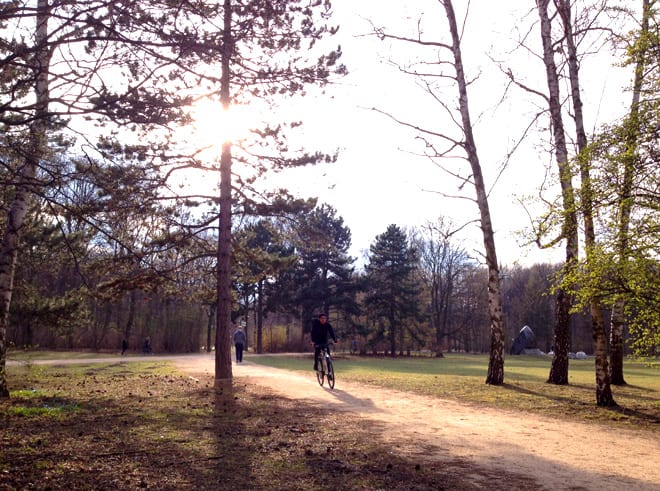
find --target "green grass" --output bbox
[248,352,660,429]
[7,349,122,361]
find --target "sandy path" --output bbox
[174,355,660,491]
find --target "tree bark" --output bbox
[609,0,651,385]
[257,279,264,354]
[557,0,615,406]
[537,0,579,386]
[0,0,51,398]
[442,0,505,384]
[214,0,233,384]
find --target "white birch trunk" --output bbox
[442,0,505,384]
[557,0,615,406]
[537,0,579,386]
[609,0,651,385]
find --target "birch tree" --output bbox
[555,0,615,406]
[532,0,581,386]
[608,0,654,383]
[371,0,506,384]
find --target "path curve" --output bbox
[175,355,660,491]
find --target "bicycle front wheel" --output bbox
[326,358,335,389]
[316,359,325,386]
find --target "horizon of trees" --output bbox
[2,202,620,360]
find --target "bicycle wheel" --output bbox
[326,358,335,389]
[316,357,325,386]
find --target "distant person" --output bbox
[311,313,337,371]
[233,326,246,363]
[351,338,359,355]
[143,336,152,354]
[121,339,128,355]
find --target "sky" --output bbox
[266,0,634,269]
[181,1,634,270]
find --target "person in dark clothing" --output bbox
[311,313,337,371]
[233,326,246,363]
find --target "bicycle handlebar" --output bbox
[313,343,336,351]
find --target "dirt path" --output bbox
[173,355,660,491]
[12,353,658,489]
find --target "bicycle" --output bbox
[314,342,335,389]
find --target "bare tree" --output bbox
[371,0,506,383]
[415,218,471,357]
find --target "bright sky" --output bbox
[268,0,634,268]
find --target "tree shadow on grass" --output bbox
[502,382,660,425]
[1,366,544,490]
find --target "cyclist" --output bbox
[311,313,337,371]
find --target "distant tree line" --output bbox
[5,193,606,358]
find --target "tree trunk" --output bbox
[557,0,616,406]
[609,0,651,385]
[609,297,626,385]
[123,290,137,349]
[257,279,264,354]
[537,0,579,386]
[442,0,505,384]
[206,303,215,352]
[548,289,570,384]
[0,0,51,398]
[214,0,233,384]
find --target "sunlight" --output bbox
[190,97,254,152]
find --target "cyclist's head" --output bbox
[319,313,327,323]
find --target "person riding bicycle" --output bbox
[311,313,337,371]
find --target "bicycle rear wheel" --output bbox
[326,358,335,389]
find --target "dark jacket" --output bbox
[310,318,337,345]
[233,329,246,345]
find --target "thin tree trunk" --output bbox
[206,303,215,352]
[257,279,264,353]
[214,0,233,384]
[123,290,137,350]
[557,0,615,406]
[441,0,505,384]
[537,0,579,386]
[610,0,651,385]
[0,0,51,398]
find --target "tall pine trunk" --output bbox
[0,0,52,398]
[442,0,505,384]
[214,0,233,384]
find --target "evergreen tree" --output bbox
[275,204,357,341]
[364,225,421,356]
